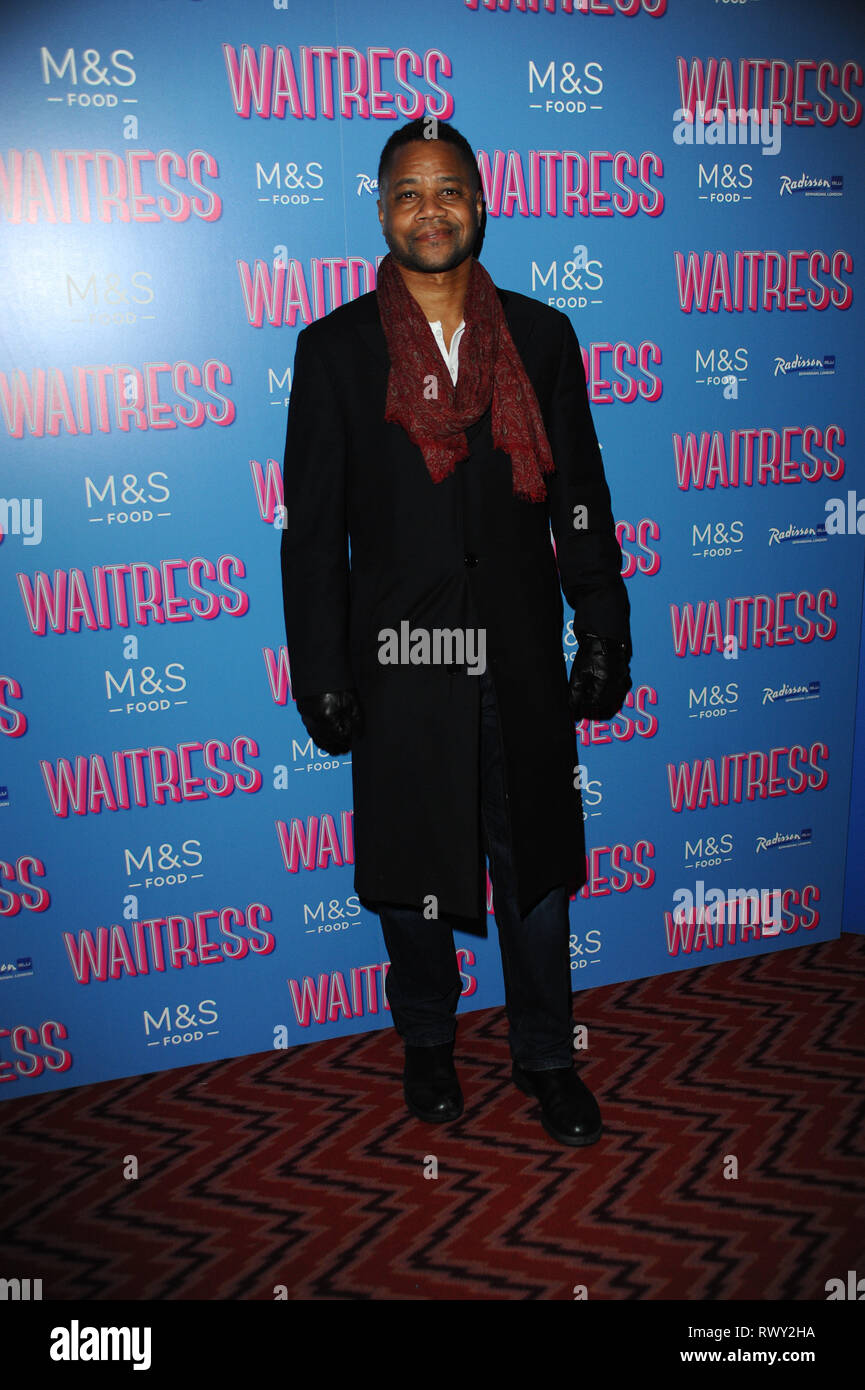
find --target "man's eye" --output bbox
[397,189,461,200]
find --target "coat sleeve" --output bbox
[280,325,354,699]
[543,312,632,651]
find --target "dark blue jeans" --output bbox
[375,668,574,1071]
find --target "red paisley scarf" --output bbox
[375,252,555,502]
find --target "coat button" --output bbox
[464,553,479,567]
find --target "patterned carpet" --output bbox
[1,933,862,1301]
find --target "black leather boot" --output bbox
[512,1061,602,1146]
[403,1040,463,1123]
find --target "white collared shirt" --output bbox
[427,318,466,386]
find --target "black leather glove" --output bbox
[569,632,633,721]
[295,689,363,755]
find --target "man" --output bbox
[281,117,632,1147]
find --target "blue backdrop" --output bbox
[1,0,864,1096]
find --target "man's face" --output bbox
[377,140,483,274]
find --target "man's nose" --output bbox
[414,191,448,217]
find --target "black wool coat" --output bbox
[281,284,631,920]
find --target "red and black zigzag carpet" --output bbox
[1,933,862,1302]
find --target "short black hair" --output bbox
[378,117,481,196]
